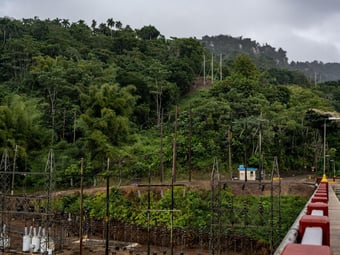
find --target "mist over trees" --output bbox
[202,34,340,83]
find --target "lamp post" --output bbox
[322,117,340,182]
[330,159,335,181]
[322,118,326,181]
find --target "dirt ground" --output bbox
[53,174,315,197]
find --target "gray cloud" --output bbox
[1,0,340,62]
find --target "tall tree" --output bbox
[137,25,160,40]
[91,19,97,34]
[61,19,70,28]
[0,94,48,162]
[106,18,115,37]
[115,21,122,30]
[77,83,136,169]
[143,59,176,126]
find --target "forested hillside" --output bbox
[202,34,340,82]
[0,17,339,189]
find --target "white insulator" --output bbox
[32,227,40,253]
[40,228,47,254]
[1,225,10,249]
[37,226,42,237]
[22,234,31,252]
[2,235,10,249]
[2,235,11,249]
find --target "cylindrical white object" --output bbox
[22,234,31,252]
[1,224,10,249]
[23,226,32,252]
[3,236,10,248]
[32,227,41,253]
[40,228,47,254]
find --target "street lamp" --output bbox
[322,117,340,182]
[330,159,335,181]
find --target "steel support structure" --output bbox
[0,149,56,252]
[209,157,282,254]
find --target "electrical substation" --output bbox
[0,149,286,255]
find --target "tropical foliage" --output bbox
[0,17,339,188]
[58,186,306,247]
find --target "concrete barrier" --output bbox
[299,215,330,246]
[311,196,328,203]
[307,202,328,216]
[281,243,332,255]
[274,180,331,255]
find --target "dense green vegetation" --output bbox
[55,187,306,247]
[0,16,340,188]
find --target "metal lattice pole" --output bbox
[209,158,220,255]
[270,156,281,253]
[0,149,11,252]
[45,149,56,252]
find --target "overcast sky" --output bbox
[1,0,340,63]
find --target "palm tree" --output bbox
[107,18,115,37]
[115,21,122,30]
[91,19,97,34]
[52,18,61,26]
[99,23,109,36]
[61,19,70,28]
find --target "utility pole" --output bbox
[188,104,192,182]
[228,127,233,180]
[244,119,248,183]
[172,106,178,182]
[11,145,18,196]
[203,54,206,86]
[73,110,77,143]
[259,121,263,182]
[211,54,214,83]
[219,53,222,80]
[323,119,327,180]
[79,158,84,255]
[171,106,178,255]
[105,158,110,255]
[258,114,266,183]
[160,109,164,183]
[314,71,317,87]
[147,168,151,255]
